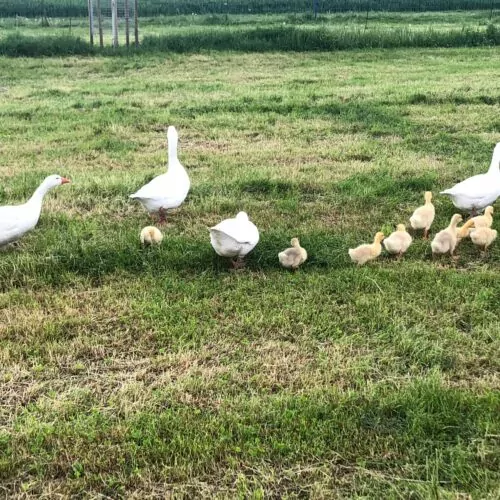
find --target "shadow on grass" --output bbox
[0,227,349,290]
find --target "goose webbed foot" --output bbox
[230,258,245,270]
[157,208,167,225]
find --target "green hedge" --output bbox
[0,24,499,56]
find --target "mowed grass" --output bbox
[0,48,499,497]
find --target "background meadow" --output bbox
[0,33,499,498]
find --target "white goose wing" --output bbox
[130,172,169,200]
[0,205,33,245]
[212,217,259,244]
[441,173,490,196]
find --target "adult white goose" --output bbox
[130,126,190,223]
[210,211,260,268]
[440,142,500,215]
[0,174,70,247]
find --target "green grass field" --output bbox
[0,42,500,497]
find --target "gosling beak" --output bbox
[61,177,71,184]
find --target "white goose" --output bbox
[0,174,70,247]
[210,211,260,268]
[130,126,190,224]
[440,142,500,215]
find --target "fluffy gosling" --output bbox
[140,226,163,245]
[409,191,435,239]
[278,237,308,270]
[457,205,494,240]
[430,214,462,257]
[470,227,497,253]
[348,232,385,266]
[383,224,413,258]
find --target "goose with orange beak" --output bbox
[0,174,70,247]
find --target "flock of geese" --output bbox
[0,126,499,270]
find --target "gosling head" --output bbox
[451,214,463,225]
[424,191,433,203]
[290,237,300,247]
[485,206,494,216]
[374,232,385,243]
[396,224,406,232]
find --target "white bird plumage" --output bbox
[209,211,259,268]
[0,174,70,247]
[440,142,500,214]
[130,126,190,223]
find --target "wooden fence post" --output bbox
[125,0,130,47]
[88,0,94,45]
[97,0,103,47]
[134,0,139,47]
[111,0,118,48]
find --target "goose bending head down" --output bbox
[129,125,190,224]
[209,211,260,269]
[440,142,500,215]
[0,174,70,247]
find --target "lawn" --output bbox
[0,46,499,497]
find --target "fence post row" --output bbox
[88,0,138,48]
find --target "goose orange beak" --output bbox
[61,177,71,184]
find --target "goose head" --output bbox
[291,237,300,247]
[424,191,433,203]
[235,211,249,222]
[43,174,71,188]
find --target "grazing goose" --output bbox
[130,126,190,224]
[0,174,70,247]
[209,211,259,269]
[440,143,500,215]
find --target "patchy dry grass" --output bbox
[0,48,500,497]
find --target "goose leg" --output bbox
[158,208,167,225]
[423,228,429,240]
[231,257,245,270]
